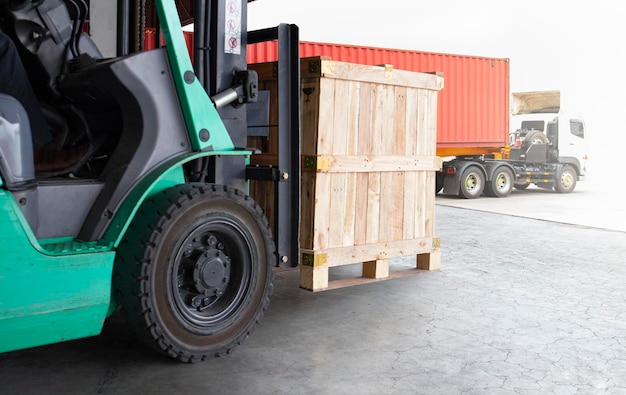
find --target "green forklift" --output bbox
[0,0,299,362]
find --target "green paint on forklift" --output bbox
[155,0,234,152]
[0,190,115,353]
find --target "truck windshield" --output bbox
[521,120,545,131]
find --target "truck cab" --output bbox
[510,91,588,185]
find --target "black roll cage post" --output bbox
[246,24,300,268]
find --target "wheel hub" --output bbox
[194,251,231,290]
[496,174,509,190]
[466,175,477,190]
[561,173,573,188]
[191,250,231,310]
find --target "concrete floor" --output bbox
[1,186,626,394]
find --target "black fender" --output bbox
[441,159,487,196]
[483,161,516,182]
[557,157,583,179]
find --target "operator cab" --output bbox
[0,0,125,179]
[0,0,192,241]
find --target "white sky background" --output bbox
[248,0,626,178]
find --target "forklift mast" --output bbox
[113,0,300,266]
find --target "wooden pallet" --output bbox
[300,237,441,291]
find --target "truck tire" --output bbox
[484,167,514,198]
[554,165,577,193]
[459,166,485,199]
[113,184,275,362]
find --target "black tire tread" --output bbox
[113,184,275,362]
[484,167,514,198]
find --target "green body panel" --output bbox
[155,0,234,152]
[102,162,186,247]
[0,190,115,353]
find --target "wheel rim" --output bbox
[560,171,574,189]
[465,172,481,194]
[170,214,255,334]
[495,172,511,191]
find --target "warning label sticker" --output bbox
[225,0,242,54]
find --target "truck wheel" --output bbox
[484,167,514,198]
[459,166,484,199]
[113,184,275,362]
[555,165,577,193]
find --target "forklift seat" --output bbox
[0,93,35,187]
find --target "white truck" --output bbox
[508,90,588,193]
[441,90,588,197]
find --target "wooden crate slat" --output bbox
[424,172,436,235]
[342,172,358,248]
[380,85,397,155]
[394,86,408,156]
[414,89,426,157]
[365,172,381,245]
[357,82,373,156]
[302,79,321,156]
[353,172,369,246]
[301,236,440,268]
[404,87,418,156]
[427,91,439,156]
[328,172,348,249]
[380,171,405,243]
[305,154,441,173]
[300,170,316,250]
[330,79,350,155]
[402,171,418,240]
[312,172,332,251]
[316,78,336,155]
[346,80,361,156]
[416,171,427,238]
[318,61,444,91]
[371,84,393,156]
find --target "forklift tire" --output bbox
[484,167,514,198]
[555,165,577,193]
[459,166,485,199]
[113,184,275,362]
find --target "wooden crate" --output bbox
[248,57,443,291]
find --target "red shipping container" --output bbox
[247,41,510,155]
[144,29,195,54]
